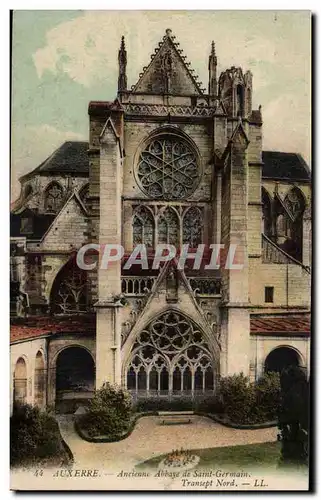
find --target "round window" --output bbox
[136,135,200,200]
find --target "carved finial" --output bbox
[118,35,127,92]
[165,28,172,37]
[211,40,216,56]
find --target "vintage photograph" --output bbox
[10,10,311,491]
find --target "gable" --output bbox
[41,195,87,251]
[132,30,204,96]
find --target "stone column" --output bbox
[220,123,250,377]
[95,117,124,389]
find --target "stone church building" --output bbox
[10,29,311,412]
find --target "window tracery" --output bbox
[158,207,179,245]
[133,206,154,247]
[137,135,200,200]
[45,182,63,214]
[183,206,202,247]
[51,260,89,314]
[126,311,214,393]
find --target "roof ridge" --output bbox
[131,28,205,94]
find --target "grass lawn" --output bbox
[137,441,281,470]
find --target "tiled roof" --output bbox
[250,315,310,335]
[20,141,89,179]
[262,151,311,182]
[10,315,96,343]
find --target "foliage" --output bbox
[79,382,132,438]
[219,372,281,424]
[133,395,221,413]
[278,366,309,467]
[255,372,282,422]
[10,404,64,466]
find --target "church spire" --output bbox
[208,40,217,97]
[118,35,127,92]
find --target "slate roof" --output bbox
[20,141,89,180]
[250,315,310,336]
[19,141,311,183]
[262,151,311,182]
[10,315,96,343]
[10,210,56,239]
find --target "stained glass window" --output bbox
[137,135,199,200]
[133,206,154,247]
[158,207,179,245]
[183,206,202,247]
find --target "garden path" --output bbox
[57,415,278,470]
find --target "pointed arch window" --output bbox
[262,188,272,237]
[50,259,90,314]
[133,206,154,248]
[44,182,63,214]
[126,311,215,395]
[158,207,179,245]
[183,206,203,247]
[282,187,306,261]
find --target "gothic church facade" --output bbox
[10,29,311,411]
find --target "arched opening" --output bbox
[262,188,272,237]
[55,346,95,412]
[264,346,301,375]
[34,351,46,408]
[283,187,306,261]
[13,357,27,405]
[50,257,90,315]
[44,181,63,214]
[183,207,203,247]
[158,207,179,246]
[126,311,215,399]
[133,206,155,248]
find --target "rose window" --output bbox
[137,136,200,200]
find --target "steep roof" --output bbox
[132,29,205,95]
[20,141,89,180]
[262,151,311,182]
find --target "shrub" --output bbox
[219,373,257,424]
[133,395,221,413]
[278,366,309,467]
[255,372,281,421]
[10,404,64,466]
[219,372,281,424]
[79,382,132,438]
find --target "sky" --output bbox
[11,10,311,199]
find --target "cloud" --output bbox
[11,124,85,200]
[30,11,310,163]
[263,94,311,163]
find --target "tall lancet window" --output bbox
[183,207,203,247]
[133,206,154,248]
[158,207,179,246]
